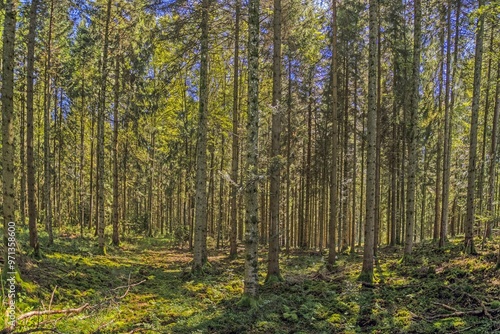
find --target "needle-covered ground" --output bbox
[2,232,500,333]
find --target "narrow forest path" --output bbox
[8,235,500,333]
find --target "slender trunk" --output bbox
[2,0,18,273]
[485,61,500,240]
[192,0,210,270]
[79,70,85,238]
[20,88,26,228]
[440,0,458,248]
[465,0,484,255]
[112,53,120,246]
[286,55,292,254]
[97,0,112,254]
[243,0,260,299]
[89,105,95,232]
[147,133,155,237]
[229,0,240,258]
[26,0,40,257]
[217,136,225,249]
[341,50,350,253]
[304,77,313,250]
[404,0,421,257]
[351,63,358,253]
[478,29,495,218]
[328,0,339,268]
[421,151,428,242]
[374,9,382,255]
[44,0,54,246]
[434,7,445,241]
[359,0,378,282]
[266,0,282,281]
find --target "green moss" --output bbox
[237,293,258,309]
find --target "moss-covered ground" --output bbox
[2,232,500,333]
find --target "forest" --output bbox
[0,0,500,332]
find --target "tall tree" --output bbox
[243,0,260,301]
[327,0,339,269]
[44,0,55,246]
[485,61,499,240]
[112,50,120,247]
[404,0,421,258]
[229,0,241,258]
[464,0,485,255]
[359,0,378,283]
[441,0,460,248]
[266,0,282,282]
[97,0,113,254]
[193,0,211,272]
[26,0,40,257]
[2,0,18,273]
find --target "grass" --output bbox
[1,230,500,333]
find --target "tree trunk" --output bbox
[465,0,484,255]
[351,63,358,253]
[327,0,339,269]
[440,0,458,248]
[341,50,350,253]
[112,53,120,247]
[485,61,500,240]
[359,0,377,283]
[217,135,225,249]
[266,0,282,282]
[26,0,40,257]
[229,0,240,258]
[478,29,495,219]
[404,0,421,258]
[97,0,112,254]
[44,0,54,246]
[434,6,445,242]
[243,0,260,300]
[2,0,18,273]
[286,55,292,254]
[193,0,210,271]
[20,89,27,228]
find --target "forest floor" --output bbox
[2,231,500,333]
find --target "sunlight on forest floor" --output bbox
[2,232,500,333]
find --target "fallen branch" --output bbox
[111,274,147,300]
[428,304,499,320]
[428,308,485,320]
[460,290,492,320]
[18,303,89,322]
[0,304,89,334]
[11,328,63,334]
[432,302,459,313]
[445,286,493,320]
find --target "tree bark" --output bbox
[465,0,484,255]
[44,0,54,246]
[440,0,458,248]
[97,0,112,254]
[2,0,18,273]
[266,0,282,281]
[404,0,421,257]
[193,0,210,271]
[359,0,377,282]
[478,29,495,219]
[434,5,445,242]
[328,0,339,269]
[112,52,120,247]
[243,0,260,299]
[229,0,240,258]
[485,61,500,240]
[26,0,40,257]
